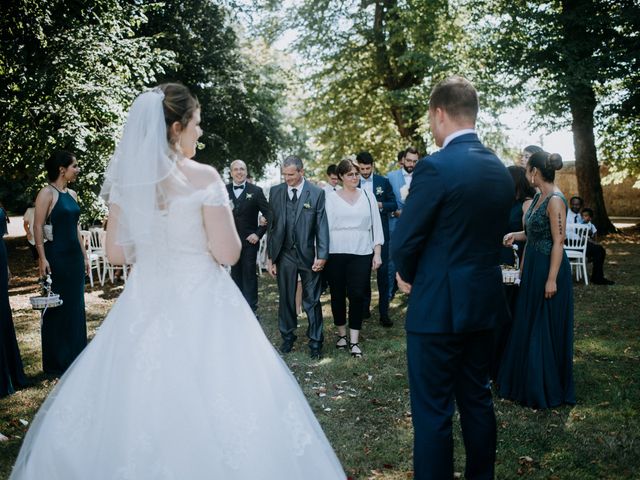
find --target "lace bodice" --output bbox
[524,192,567,255]
[163,180,230,257]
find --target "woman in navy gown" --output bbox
[33,151,88,376]
[498,151,575,409]
[491,166,536,380]
[1,204,27,397]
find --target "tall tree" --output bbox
[276,0,463,171]
[0,0,171,219]
[1,0,290,221]
[141,0,286,178]
[472,0,640,233]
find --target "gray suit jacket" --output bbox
[267,181,330,267]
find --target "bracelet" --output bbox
[36,243,44,247]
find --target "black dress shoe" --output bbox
[280,340,294,353]
[380,316,393,327]
[592,277,615,285]
[309,347,322,359]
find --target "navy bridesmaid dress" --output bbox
[1,211,27,397]
[498,192,575,409]
[42,190,87,375]
[491,199,527,380]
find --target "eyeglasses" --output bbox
[344,172,359,178]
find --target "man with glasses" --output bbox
[387,146,420,301]
[357,151,397,326]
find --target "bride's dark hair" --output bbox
[158,83,200,145]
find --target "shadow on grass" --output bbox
[1,232,639,479]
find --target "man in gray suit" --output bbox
[267,155,330,358]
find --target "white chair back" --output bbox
[564,224,590,284]
[565,224,589,252]
[88,227,105,253]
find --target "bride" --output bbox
[11,84,345,479]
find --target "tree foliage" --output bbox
[470,0,640,232]
[0,0,170,221]
[273,0,468,172]
[0,0,288,222]
[141,0,287,178]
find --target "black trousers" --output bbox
[408,330,496,480]
[327,253,372,331]
[364,241,390,317]
[586,240,606,281]
[231,241,259,312]
[276,248,324,348]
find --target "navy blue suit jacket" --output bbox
[391,133,513,334]
[360,174,397,241]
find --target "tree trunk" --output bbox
[372,0,424,152]
[569,87,616,234]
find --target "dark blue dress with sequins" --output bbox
[498,192,575,409]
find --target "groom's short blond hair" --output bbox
[429,76,479,123]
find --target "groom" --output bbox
[267,155,330,359]
[392,76,513,479]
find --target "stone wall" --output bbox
[555,163,640,217]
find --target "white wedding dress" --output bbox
[11,179,345,479]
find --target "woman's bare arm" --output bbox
[545,196,567,298]
[105,203,127,265]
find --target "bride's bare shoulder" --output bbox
[180,159,222,189]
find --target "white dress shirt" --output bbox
[584,221,597,238]
[326,190,384,255]
[442,128,477,149]
[402,169,413,188]
[232,182,246,199]
[288,179,305,200]
[360,176,374,197]
[566,209,584,240]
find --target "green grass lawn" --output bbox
[1,231,639,479]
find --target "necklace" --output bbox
[49,182,68,193]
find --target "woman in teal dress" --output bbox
[34,151,88,376]
[498,151,575,409]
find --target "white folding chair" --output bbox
[98,229,129,285]
[564,224,590,285]
[88,228,108,286]
[81,230,102,288]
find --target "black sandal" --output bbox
[349,342,362,358]
[335,335,348,350]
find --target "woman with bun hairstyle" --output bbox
[498,151,575,409]
[33,150,88,376]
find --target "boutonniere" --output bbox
[375,186,383,196]
[246,193,253,199]
[303,202,312,209]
